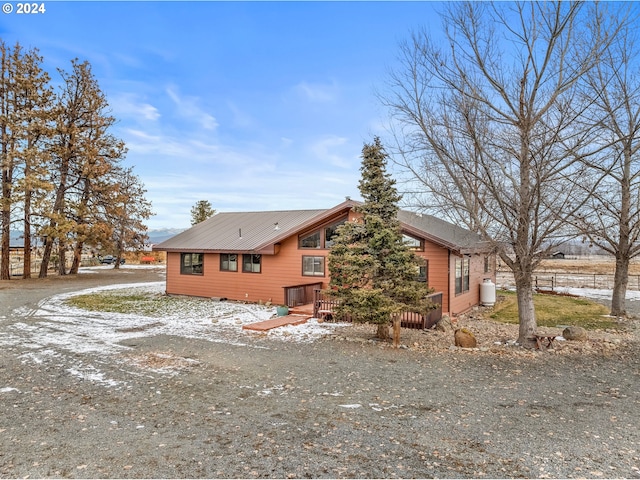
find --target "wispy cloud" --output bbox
[110,93,160,122]
[166,85,219,131]
[310,135,354,169]
[294,80,339,103]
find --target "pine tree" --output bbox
[190,200,215,225]
[328,137,432,344]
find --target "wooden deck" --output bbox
[242,314,311,332]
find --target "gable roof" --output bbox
[398,210,489,254]
[153,200,489,255]
[154,200,356,254]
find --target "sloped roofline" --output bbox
[153,199,490,254]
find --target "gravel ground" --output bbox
[1,267,639,479]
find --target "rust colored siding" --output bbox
[414,241,451,315]
[164,223,495,317]
[166,234,329,304]
[448,253,496,316]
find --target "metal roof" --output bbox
[398,210,488,254]
[154,200,489,254]
[154,208,327,253]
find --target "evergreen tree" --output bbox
[190,200,215,225]
[328,137,432,344]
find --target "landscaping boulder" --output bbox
[454,328,477,348]
[563,326,587,341]
[435,315,452,332]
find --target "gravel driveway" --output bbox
[1,267,639,478]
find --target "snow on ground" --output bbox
[500,281,640,303]
[555,286,640,302]
[2,281,348,387]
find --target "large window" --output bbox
[220,253,237,272]
[302,256,325,276]
[299,219,346,249]
[299,231,321,249]
[455,257,470,295]
[324,221,345,248]
[403,233,424,251]
[181,253,204,275]
[242,254,262,273]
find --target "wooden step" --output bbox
[242,315,310,332]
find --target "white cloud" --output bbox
[110,93,160,122]
[166,86,219,131]
[294,80,339,103]
[310,135,354,169]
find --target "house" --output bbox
[153,200,495,317]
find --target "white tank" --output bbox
[480,278,496,307]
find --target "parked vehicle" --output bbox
[100,255,125,265]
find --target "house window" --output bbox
[455,257,470,295]
[300,231,321,249]
[403,233,424,251]
[242,254,261,273]
[484,255,491,273]
[300,219,347,249]
[302,256,325,276]
[220,253,237,272]
[324,220,346,248]
[416,260,429,283]
[181,253,204,275]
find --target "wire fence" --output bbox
[497,270,640,291]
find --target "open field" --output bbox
[497,256,640,291]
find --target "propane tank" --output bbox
[480,278,496,307]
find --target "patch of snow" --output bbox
[5,281,348,388]
[0,387,20,393]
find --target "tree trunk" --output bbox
[514,275,537,347]
[22,192,32,279]
[58,242,67,275]
[1,138,11,280]
[611,253,628,317]
[376,323,390,340]
[39,236,53,278]
[70,241,83,274]
[22,229,31,279]
[392,317,401,348]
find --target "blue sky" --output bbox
[0,1,440,229]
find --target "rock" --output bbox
[562,326,587,341]
[435,315,452,332]
[454,328,477,348]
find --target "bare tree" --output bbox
[572,14,640,317]
[382,2,622,346]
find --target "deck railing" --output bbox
[283,282,324,307]
[313,289,443,330]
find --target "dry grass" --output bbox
[498,256,640,275]
[489,290,618,330]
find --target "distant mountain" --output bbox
[147,228,186,244]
